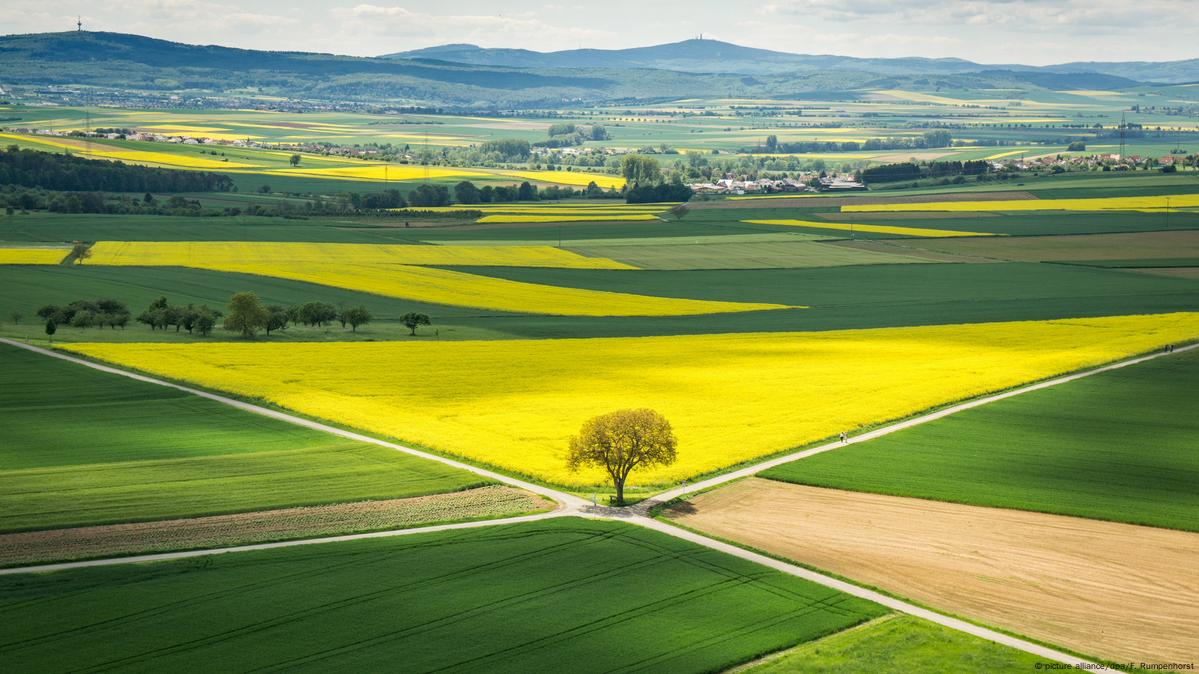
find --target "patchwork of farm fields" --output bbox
[761,346,1199,531]
[0,343,488,532]
[62,312,1199,487]
[0,518,885,672]
[69,241,793,316]
[4,92,1199,671]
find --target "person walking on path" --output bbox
[839,432,847,444]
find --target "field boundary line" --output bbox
[0,511,568,576]
[640,340,1197,510]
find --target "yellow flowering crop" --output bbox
[84,241,788,316]
[65,312,1199,487]
[275,165,489,181]
[476,214,659,223]
[0,248,68,264]
[86,241,633,269]
[495,170,625,189]
[391,205,665,214]
[843,194,1199,213]
[0,133,258,169]
[743,219,994,238]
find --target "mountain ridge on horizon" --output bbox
[0,30,1188,109]
[385,37,1199,83]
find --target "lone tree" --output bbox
[567,408,677,506]
[224,291,269,338]
[400,312,430,336]
[289,154,301,167]
[71,241,91,264]
[44,318,56,341]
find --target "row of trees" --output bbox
[752,130,954,155]
[136,297,222,335]
[36,299,132,330]
[450,180,619,205]
[533,124,609,149]
[31,295,433,339]
[0,146,233,192]
[222,293,431,338]
[859,159,990,184]
[1,187,204,216]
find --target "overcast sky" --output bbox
[3,0,1196,65]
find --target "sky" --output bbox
[2,0,1196,65]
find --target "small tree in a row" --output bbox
[136,297,221,335]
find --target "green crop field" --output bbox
[451,261,1199,328]
[0,343,486,532]
[887,230,1199,262]
[744,615,1043,673]
[0,518,885,672]
[761,348,1199,531]
[565,239,935,270]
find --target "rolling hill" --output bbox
[0,31,1176,110]
[389,38,1199,84]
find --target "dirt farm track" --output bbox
[668,478,1199,664]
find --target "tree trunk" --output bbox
[614,478,625,506]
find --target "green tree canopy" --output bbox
[567,408,678,506]
[224,291,269,338]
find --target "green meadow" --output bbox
[0,518,885,672]
[0,343,486,532]
[745,615,1043,673]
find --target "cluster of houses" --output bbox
[530,145,623,158]
[690,174,865,195]
[995,152,1192,173]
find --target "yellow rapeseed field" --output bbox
[391,205,666,214]
[65,312,1199,486]
[84,241,790,315]
[495,170,626,189]
[843,194,1199,213]
[476,214,659,223]
[0,133,259,169]
[743,219,994,238]
[86,241,633,269]
[0,248,68,264]
[276,165,489,181]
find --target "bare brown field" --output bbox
[0,486,551,567]
[693,191,1037,210]
[887,230,1199,262]
[667,478,1199,664]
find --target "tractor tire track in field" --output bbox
[8,337,1193,668]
